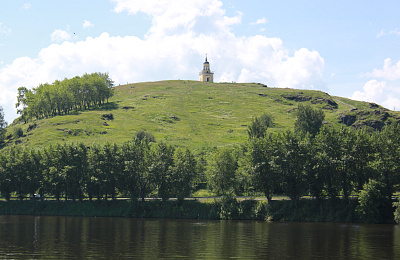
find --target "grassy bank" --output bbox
[0,198,386,223]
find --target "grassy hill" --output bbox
[3,80,400,151]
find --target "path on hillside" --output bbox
[335,99,357,110]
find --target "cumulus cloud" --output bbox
[112,0,242,37]
[50,29,71,42]
[364,58,400,81]
[0,0,326,122]
[351,80,400,110]
[83,20,94,29]
[352,80,385,101]
[352,58,400,110]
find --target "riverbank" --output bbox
[0,198,393,223]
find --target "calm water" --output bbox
[0,216,399,259]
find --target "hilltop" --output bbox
[3,80,400,151]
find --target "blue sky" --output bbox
[1,0,400,124]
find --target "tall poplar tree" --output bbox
[0,106,7,142]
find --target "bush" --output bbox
[393,197,400,224]
[134,130,156,142]
[13,127,23,138]
[219,196,240,220]
[357,179,392,223]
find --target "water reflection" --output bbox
[0,215,399,259]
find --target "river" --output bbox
[0,215,399,259]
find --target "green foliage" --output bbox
[216,197,269,220]
[242,122,400,207]
[244,133,280,202]
[119,139,150,200]
[269,199,358,222]
[294,103,325,137]
[247,113,274,139]
[218,196,240,219]
[171,148,198,202]
[206,147,238,196]
[15,72,114,121]
[150,142,175,201]
[371,123,400,199]
[357,179,392,223]
[0,107,6,142]
[4,80,396,151]
[274,131,308,201]
[134,130,156,143]
[393,197,400,224]
[13,127,23,138]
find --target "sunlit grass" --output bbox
[4,80,396,151]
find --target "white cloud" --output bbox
[351,80,400,110]
[376,28,400,38]
[50,29,71,42]
[352,80,384,101]
[22,3,32,9]
[364,58,400,81]
[0,22,11,35]
[275,48,325,89]
[251,17,267,25]
[83,20,94,29]
[112,0,241,37]
[1,0,326,122]
[352,58,400,110]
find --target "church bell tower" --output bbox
[199,55,214,82]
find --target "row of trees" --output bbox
[214,105,400,204]
[1,101,400,205]
[0,139,197,202]
[15,72,114,122]
[3,121,397,204]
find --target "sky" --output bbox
[1,0,400,124]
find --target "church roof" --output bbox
[204,55,209,64]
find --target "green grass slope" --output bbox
[4,80,400,151]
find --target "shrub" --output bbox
[393,197,400,224]
[13,127,23,138]
[357,179,392,223]
[134,130,156,142]
[219,196,240,220]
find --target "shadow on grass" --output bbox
[95,102,119,111]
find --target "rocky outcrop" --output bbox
[311,97,338,109]
[338,108,398,131]
[281,93,338,109]
[281,93,311,102]
[338,113,357,126]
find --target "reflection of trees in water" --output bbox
[0,216,399,259]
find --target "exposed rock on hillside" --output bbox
[281,93,311,102]
[281,92,338,109]
[338,108,399,131]
[26,123,37,133]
